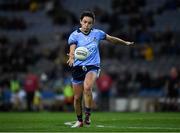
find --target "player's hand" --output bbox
[126,41,134,46]
[67,53,74,67]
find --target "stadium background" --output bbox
[0,0,180,112]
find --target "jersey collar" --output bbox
[77,28,93,36]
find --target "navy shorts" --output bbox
[71,65,100,84]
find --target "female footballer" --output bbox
[67,11,134,128]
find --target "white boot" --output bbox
[71,121,83,128]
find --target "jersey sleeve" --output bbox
[68,32,77,45]
[98,30,106,40]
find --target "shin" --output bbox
[73,83,83,122]
[84,71,97,108]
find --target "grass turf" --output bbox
[0,112,180,132]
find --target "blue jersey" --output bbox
[68,28,106,66]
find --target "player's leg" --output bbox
[71,83,84,128]
[83,71,97,125]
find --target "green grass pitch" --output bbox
[0,112,180,132]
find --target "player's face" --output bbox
[80,16,94,33]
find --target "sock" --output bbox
[85,107,91,118]
[77,115,83,122]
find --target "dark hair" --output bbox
[80,11,95,21]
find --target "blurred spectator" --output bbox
[33,89,42,111]
[164,67,180,111]
[29,1,39,13]
[141,44,154,61]
[24,71,39,111]
[63,83,74,111]
[96,71,113,111]
[10,74,20,93]
[10,74,25,111]
[11,88,26,111]
[1,84,12,111]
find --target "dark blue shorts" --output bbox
[71,65,100,84]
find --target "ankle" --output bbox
[77,115,83,122]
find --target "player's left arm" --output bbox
[106,34,134,46]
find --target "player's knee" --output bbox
[84,85,91,92]
[84,87,92,94]
[84,82,92,92]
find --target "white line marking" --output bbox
[127,126,180,130]
[96,125,105,127]
[96,125,180,130]
[64,121,180,130]
[64,121,76,126]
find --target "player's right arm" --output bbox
[67,44,76,67]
